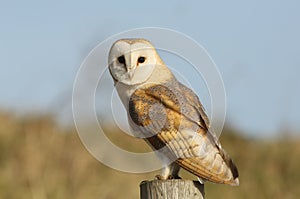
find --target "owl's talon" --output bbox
[167,175,182,179]
[155,175,179,180]
[155,175,164,180]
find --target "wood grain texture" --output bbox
[140,180,204,199]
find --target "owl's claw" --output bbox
[155,175,164,180]
[155,175,182,180]
[168,175,181,179]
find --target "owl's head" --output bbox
[108,39,162,85]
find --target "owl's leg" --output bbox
[170,163,181,179]
[156,163,181,180]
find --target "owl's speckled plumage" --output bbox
[108,38,239,186]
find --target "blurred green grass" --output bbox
[0,112,299,199]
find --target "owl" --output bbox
[108,38,239,186]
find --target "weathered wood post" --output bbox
[140,179,205,199]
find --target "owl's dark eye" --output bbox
[118,55,125,64]
[137,56,146,64]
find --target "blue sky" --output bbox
[1,0,299,137]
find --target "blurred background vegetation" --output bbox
[1,112,299,199]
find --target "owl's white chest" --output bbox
[115,83,141,111]
[114,67,174,110]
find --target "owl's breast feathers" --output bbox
[128,82,239,185]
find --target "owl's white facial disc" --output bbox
[108,39,158,85]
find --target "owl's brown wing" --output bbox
[175,82,210,129]
[130,82,209,130]
[128,83,239,185]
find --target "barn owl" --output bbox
[108,38,239,186]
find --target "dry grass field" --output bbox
[0,112,299,199]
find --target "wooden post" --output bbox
[140,179,205,199]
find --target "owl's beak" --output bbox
[128,69,135,80]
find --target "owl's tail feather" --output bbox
[219,147,239,186]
